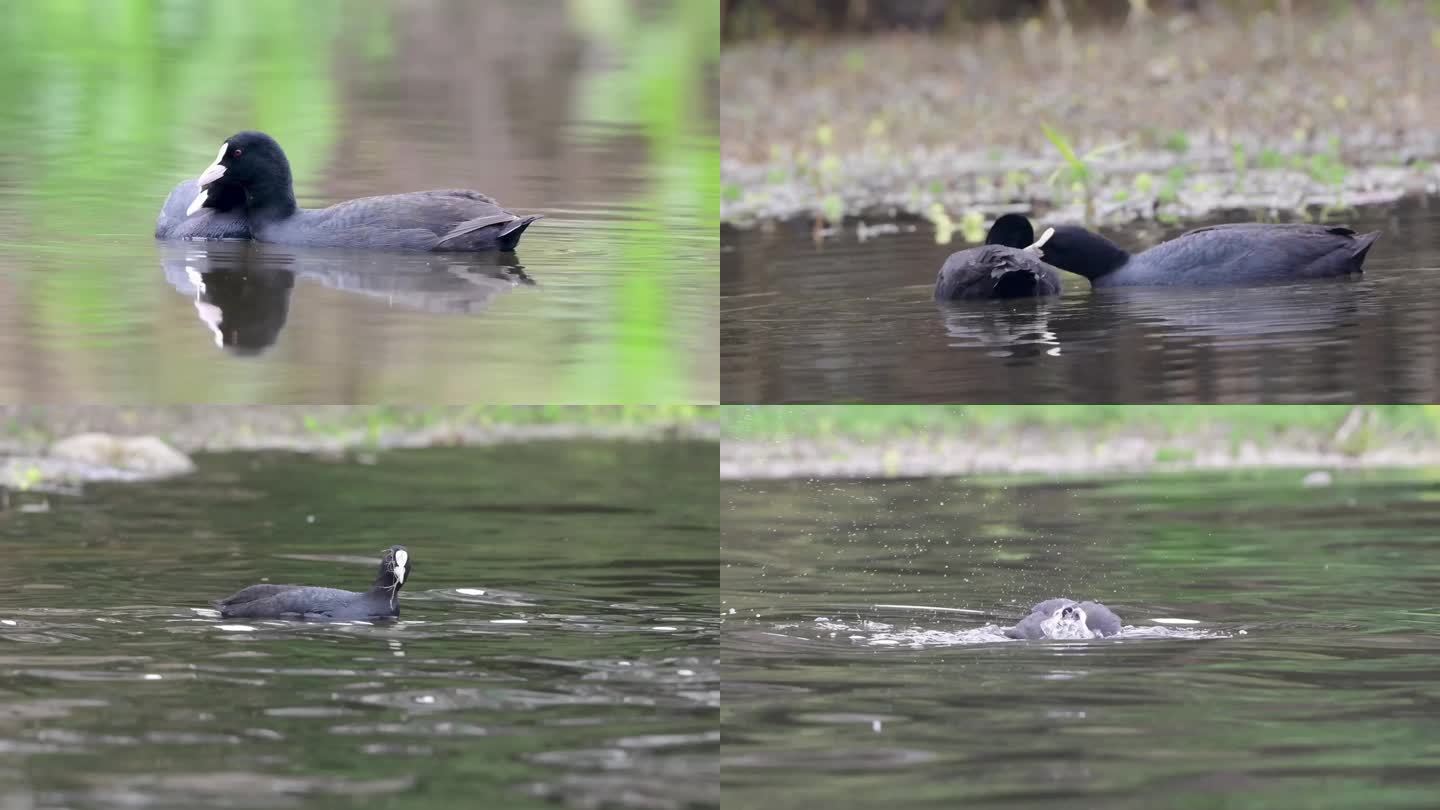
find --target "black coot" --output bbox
[1005,598,1123,640]
[155,177,250,240]
[934,213,1063,300]
[1010,220,1380,288]
[215,545,410,621]
[185,131,541,251]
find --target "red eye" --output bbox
[232,148,243,158]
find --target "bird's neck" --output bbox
[1054,226,1132,280]
[246,175,298,222]
[366,582,400,609]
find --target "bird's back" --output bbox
[262,190,533,251]
[1112,224,1378,286]
[217,584,363,618]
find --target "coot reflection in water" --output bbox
[939,281,1370,349]
[160,242,533,354]
[933,282,1373,401]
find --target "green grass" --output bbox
[1154,446,1197,464]
[719,406,1440,443]
[318,405,712,430]
[284,406,716,450]
[1257,148,1287,169]
[1,406,717,450]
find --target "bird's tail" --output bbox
[498,215,543,251]
[1350,231,1381,268]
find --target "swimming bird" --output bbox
[1001,220,1379,288]
[183,132,541,251]
[1005,598,1122,640]
[215,545,411,621]
[934,213,1063,300]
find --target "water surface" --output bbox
[1,440,718,809]
[0,0,717,403]
[723,472,1440,809]
[722,199,1439,403]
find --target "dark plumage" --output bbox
[155,178,251,240]
[184,131,541,251]
[1005,598,1122,640]
[1010,221,1380,288]
[934,213,1063,300]
[215,545,411,621]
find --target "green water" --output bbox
[1,440,718,809]
[722,471,1440,809]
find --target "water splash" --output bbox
[810,616,1230,648]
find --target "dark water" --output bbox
[721,198,1440,403]
[0,0,718,404]
[1,441,718,809]
[722,472,1440,809]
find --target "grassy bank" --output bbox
[1,406,717,455]
[722,405,1439,442]
[720,406,1440,479]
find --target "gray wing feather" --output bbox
[436,212,520,246]
[1077,601,1123,636]
[1028,598,1077,616]
[1004,611,1050,639]
[215,584,303,606]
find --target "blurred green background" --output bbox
[0,0,718,403]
